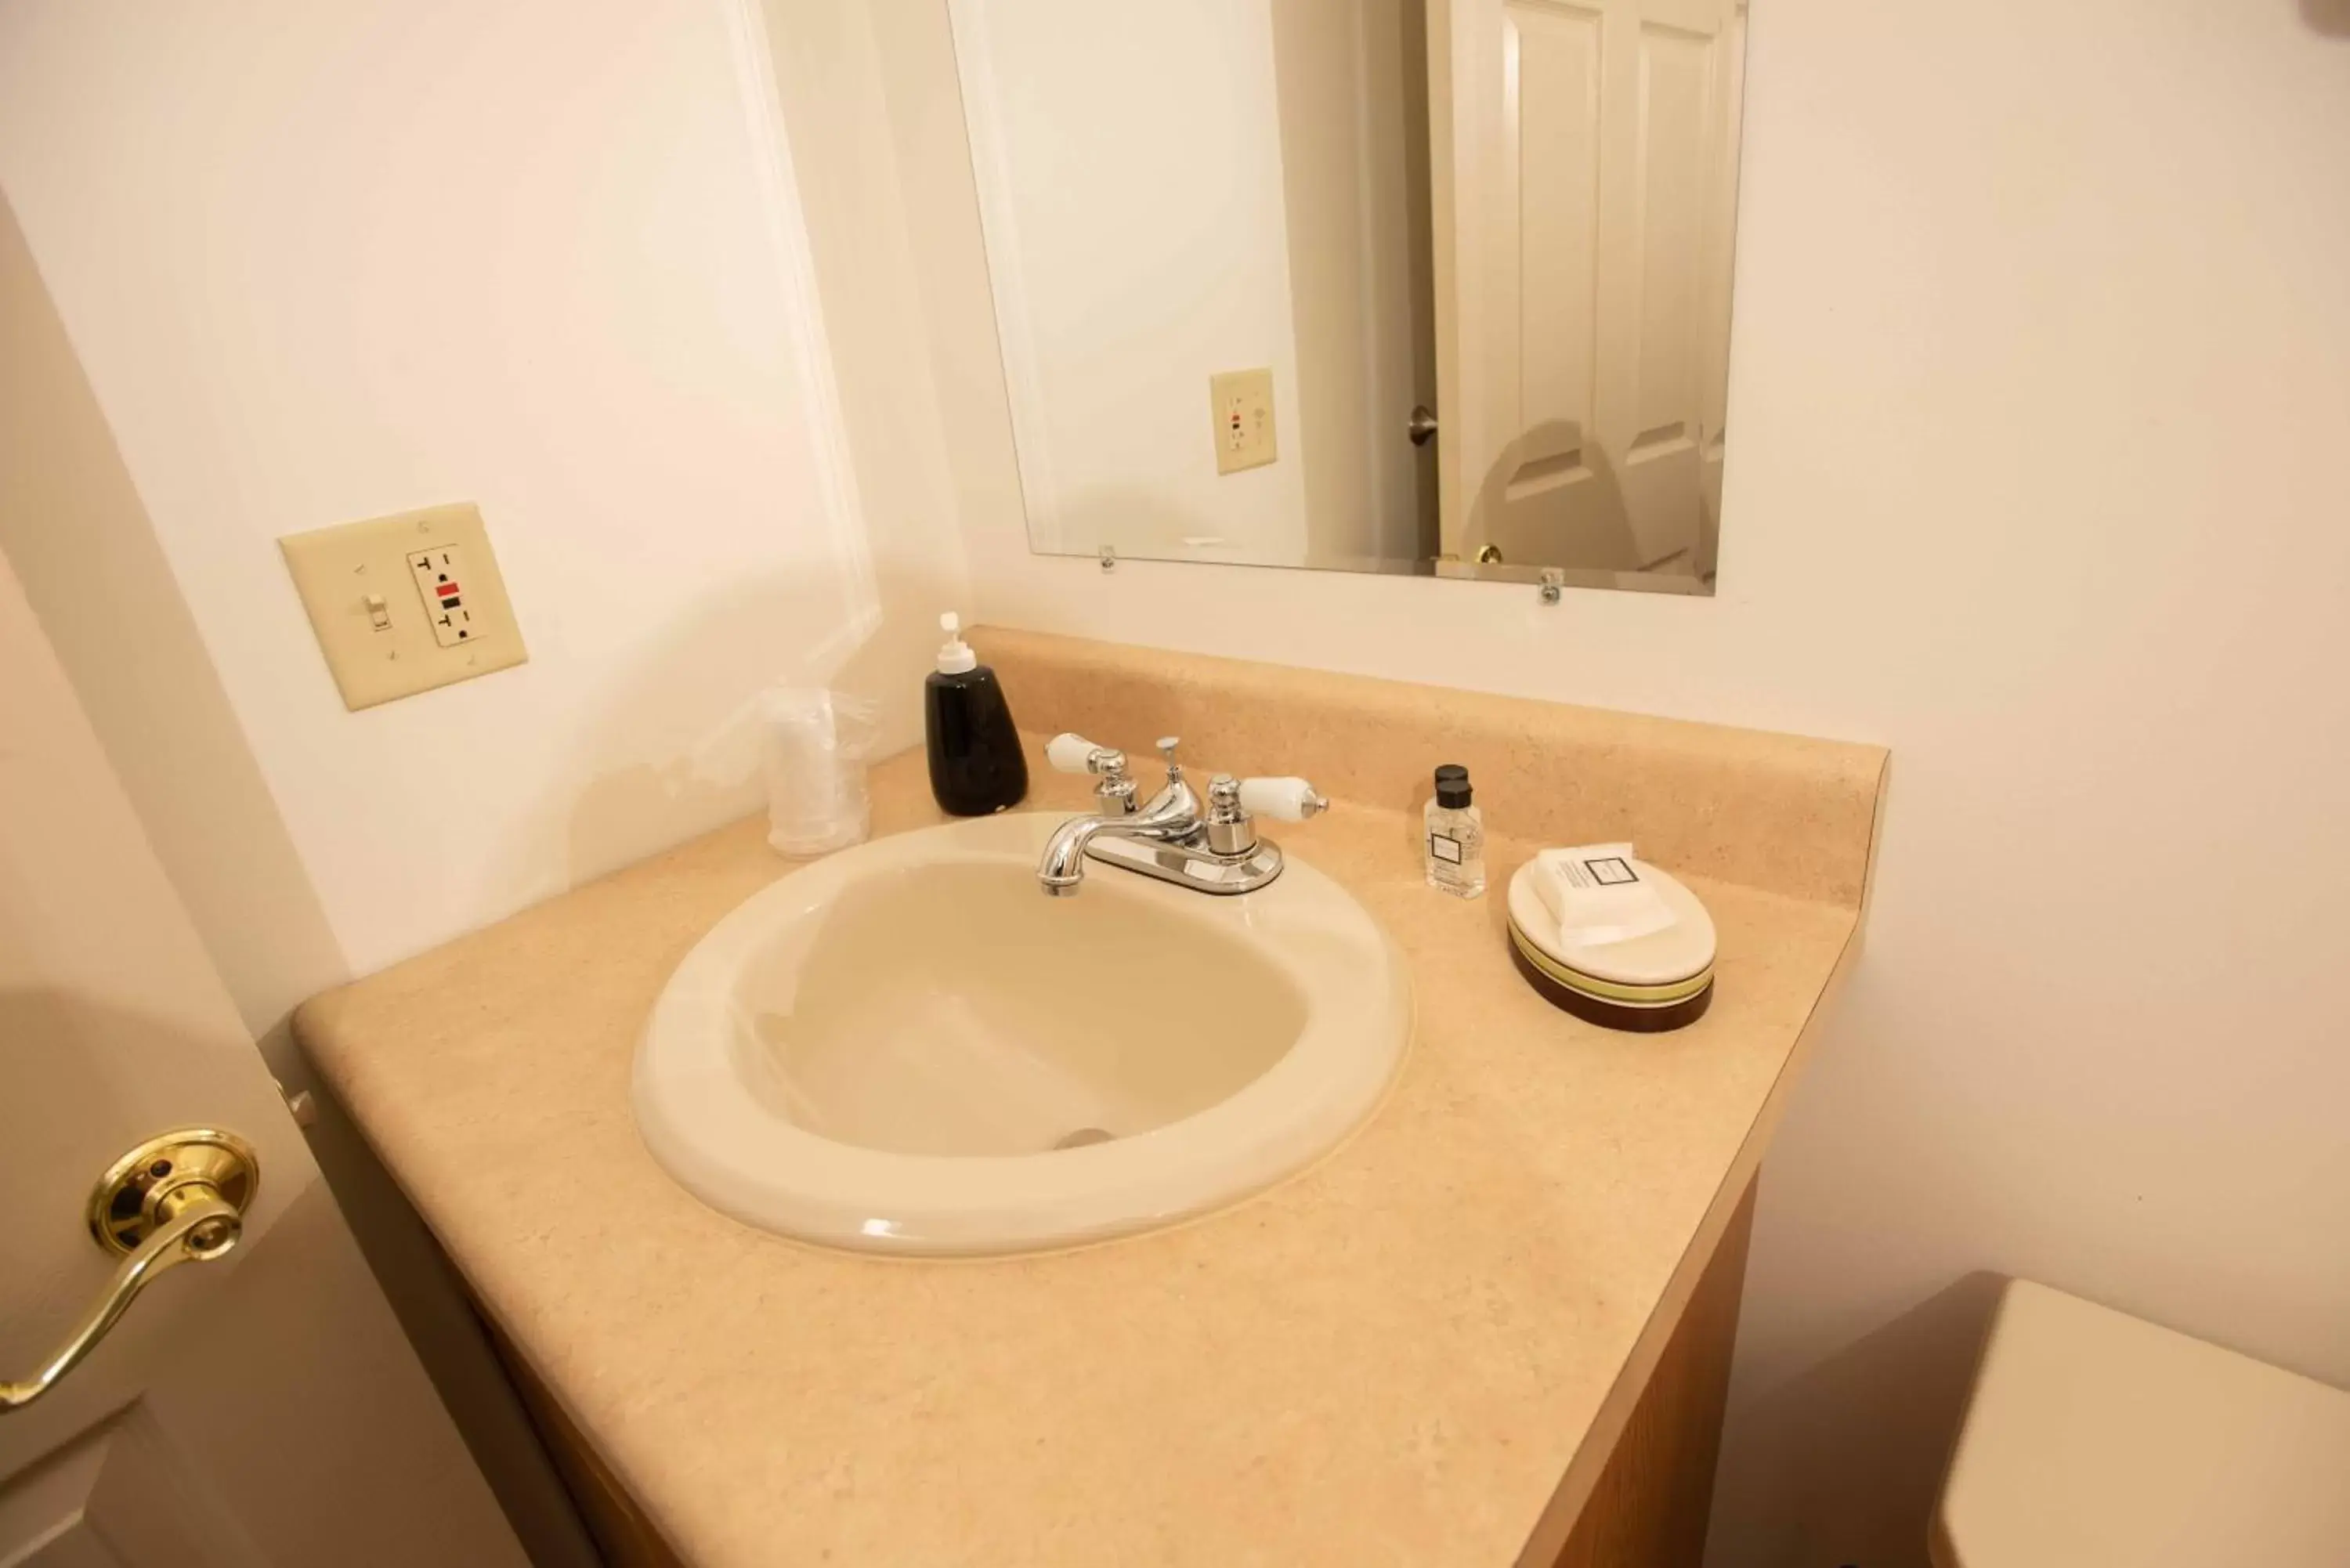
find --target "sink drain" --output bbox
[1051,1127,1115,1151]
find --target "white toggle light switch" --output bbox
[407,544,475,647]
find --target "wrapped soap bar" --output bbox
[1528,844,1678,948]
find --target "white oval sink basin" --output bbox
[633,811,1408,1255]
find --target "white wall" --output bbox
[872,0,2350,1560]
[949,0,1312,566]
[0,0,945,992]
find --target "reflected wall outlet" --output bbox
[1209,367,1278,475]
[278,503,527,710]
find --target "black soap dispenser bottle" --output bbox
[925,612,1029,815]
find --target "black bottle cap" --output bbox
[1434,764,1472,809]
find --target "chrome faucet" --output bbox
[1036,734,1326,897]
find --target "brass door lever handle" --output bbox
[1,1129,258,1414]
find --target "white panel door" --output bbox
[1430,0,1744,573]
[0,551,527,1566]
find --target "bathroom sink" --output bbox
[632,811,1410,1255]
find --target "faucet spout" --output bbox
[1035,779,1204,894]
[1038,815,1118,894]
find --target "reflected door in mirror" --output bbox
[1431,0,1744,583]
[944,0,1748,595]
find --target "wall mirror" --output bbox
[945,0,1749,595]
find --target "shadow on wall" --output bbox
[1705,1272,2003,1568]
[500,555,964,898]
[0,190,348,1050]
[2305,0,2350,37]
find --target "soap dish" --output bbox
[1505,856,1716,1033]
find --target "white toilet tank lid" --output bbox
[1935,1279,2350,1568]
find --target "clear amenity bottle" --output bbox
[1423,764,1486,898]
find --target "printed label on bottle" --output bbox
[1430,833,1463,865]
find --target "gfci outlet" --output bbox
[278,503,527,711]
[407,544,475,647]
[1209,367,1278,475]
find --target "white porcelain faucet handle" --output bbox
[1046,733,1112,774]
[1237,777,1328,822]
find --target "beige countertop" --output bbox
[297,630,1885,1567]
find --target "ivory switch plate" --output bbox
[1209,367,1278,475]
[278,503,527,710]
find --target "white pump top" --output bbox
[935,612,977,674]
